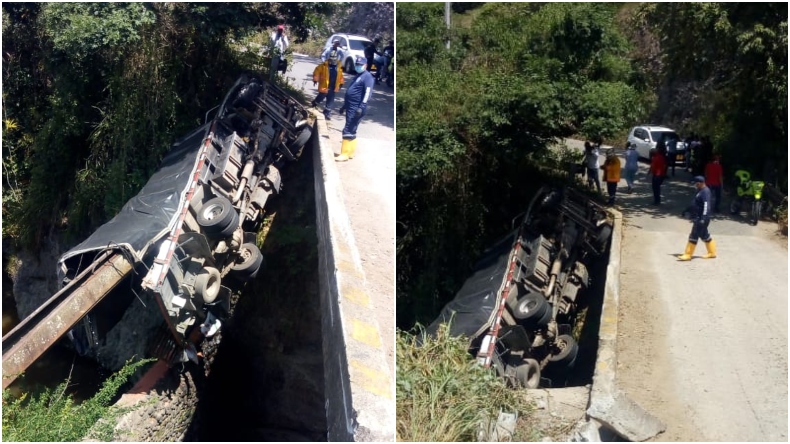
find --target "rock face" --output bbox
[10,236,63,321]
[87,363,200,442]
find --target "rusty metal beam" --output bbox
[2,253,133,389]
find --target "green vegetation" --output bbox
[290,2,395,57]
[396,324,532,441]
[2,358,154,441]
[397,1,788,329]
[1,2,339,247]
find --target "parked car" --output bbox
[58,74,312,363]
[323,33,373,72]
[427,186,613,388]
[627,125,687,165]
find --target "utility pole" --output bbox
[445,2,451,49]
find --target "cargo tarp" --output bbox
[57,122,212,283]
[427,230,517,342]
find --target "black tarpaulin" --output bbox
[57,122,212,282]
[427,230,518,342]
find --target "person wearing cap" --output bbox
[678,176,717,260]
[269,24,290,82]
[335,56,375,162]
[312,39,345,119]
[704,154,724,213]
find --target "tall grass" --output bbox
[2,357,155,441]
[396,324,532,441]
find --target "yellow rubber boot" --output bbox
[678,242,696,261]
[702,239,717,259]
[335,139,351,162]
[347,138,358,159]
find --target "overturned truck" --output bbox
[428,186,613,388]
[57,74,312,365]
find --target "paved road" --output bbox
[284,54,395,377]
[568,141,788,442]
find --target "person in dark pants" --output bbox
[312,39,345,120]
[648,148,667,205]
[678,176,717,260]
[336,56,375,162]
[364,38,381,72]
[704,155,724,213]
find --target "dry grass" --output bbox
[396,324,534,442]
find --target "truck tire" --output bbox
[509,358,541,389]
[548,334,578,367]
[194,267,221,304]
[231,242,264,281]
[197,196,238,237]
[510,292,549,323]
[289,127,312,154]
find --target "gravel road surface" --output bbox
[569,140,789,442]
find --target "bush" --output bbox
[396,324,532,441]
[2,358,154,442]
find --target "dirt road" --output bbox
[287,55,396,377]
[611,156,788,441]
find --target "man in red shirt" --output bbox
[648,148,667,205]
[704,155,724,213]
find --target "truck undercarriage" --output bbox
[428,186,613,388]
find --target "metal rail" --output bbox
[2,252,134,389]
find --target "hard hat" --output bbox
[277,25,284,31]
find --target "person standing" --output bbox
[648,148,667,205]
[584,141,601,193]
[269,25,289,82]
[336,57,375,162]
[374,40,394,83]
[603,149,621,205]
[312,39,345,120]
[704,155,724,213]
[623,143,639,193]
[364,38,381,73]
[666,136,678,177]
[678,176,717,260]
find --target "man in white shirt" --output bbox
[269,25,289,82]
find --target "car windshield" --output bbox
[348,39,369,51]
[652,131,679,143]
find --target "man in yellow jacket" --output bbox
[602,149,621,206]
[311,39,344,120]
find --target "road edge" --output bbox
[582,208,667,441]
[311,112,395,442]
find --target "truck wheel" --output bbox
[197,196,238,236]
[510,358,541,389]
[510,292,549,322]
[548,334,578,367]
[231,242,264,280]
[194,267,221,304]
[595,225,612,250]
[289,127,312,154]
